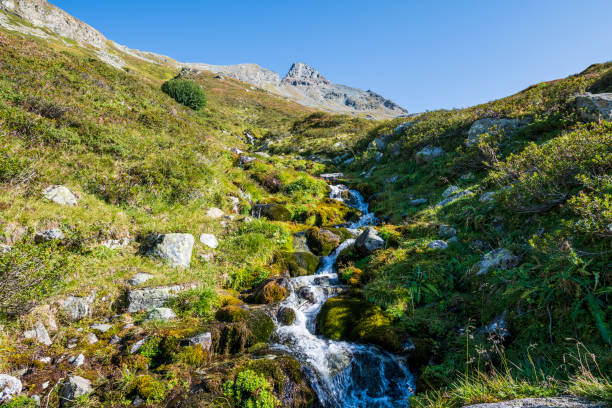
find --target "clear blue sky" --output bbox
[52,0,612,113]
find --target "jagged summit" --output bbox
[282,62,331,86]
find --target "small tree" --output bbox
[161,78,206,110]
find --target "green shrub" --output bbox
[0,242,69,316]
[133,375,167,403]
[161,78,206,110]
[170,286,218,318]
[223,369,279,408]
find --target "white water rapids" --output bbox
[271,185,414,408]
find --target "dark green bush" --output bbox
[161,78,206,110]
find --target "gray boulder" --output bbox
[23,321,52,346]
[145,307,176,321]
[372,134,391,151]
[476,248,519,275]
[355,227,385,256]
[42,185,78,206]
[127,273,154,286]
[319,173,344,181]
[388,141,402,157]
[442,186,461,198]
[69,353,85,367]
[206,207,225,219]
[374,151,383,162]
[574,93,612,122]
[60,376,92,408]
[150,233,194,268]
[127,284,193,313]
[199,233,219,249]
[60,294,95,321]
[466,118,522,147]
[415,146,444,163]
[239,155,256,165]
[428,240,448,250]
[480,191,498,203]
[438,225,457,239]
[34,228,64,243]
[462,397,606,408]
[394,121,413,134]
[90,323,112,333]
[0,374,22,403]
[187,332,212,351]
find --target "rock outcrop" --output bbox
[355,227,385,256]
[574,92,612,122]
[466,118,523,147]
[0,374,22,403]
[60,376,92,408]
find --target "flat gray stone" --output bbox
[436,190,474,207]
[127,284,192,313]
[60,376,92,407]
[199,233,219,249]
[409,198,428,206]
[23,321,52,346]
[35,228,64,243]
[428,240,448,250]
[462,397,606,408]
[206,208,224,219]
[439,225,457,239]
[150,233,194,268]
[476,248,519,275]
[415,145,444,163]
[187,332,212,351]
[0,374,22,403]
[60,295,95,321]
[145,307,176,321]
[127,273,153,286]
[42,185,78,206]
[90,323,112,333]
[442,185,461,198]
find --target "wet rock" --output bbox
[187,332,212,351]
[42,185,78,206]
[462,397,606,408]
[251,279,289,304]
[23,321,52,346]
[127,273,153,286]
[277,251,320,277]
[574,92,612,122]
[354,227,385,256]
[319,173,344,181]
[34,228,64,243]
[251,203,292,221]
[60,294,95,321]
[427,240,448,250]
[239,155,256,165]
[306,228,341,256]
[415,145,444,163]
[475,248,519,275]
[206,207,224,219]
[277,307,296,326]
[149,233,194,268]
[438,225,457,239]
[145,307,176,321]
[60,376,92,407]
[127,284,193,312]
[199,233,219,249]
[229,147,245,155]
[466,117,522,147]
[0,374,22,403]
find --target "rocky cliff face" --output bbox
[192,62,409,118]
[0,0,408,118]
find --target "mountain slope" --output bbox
[0,0,406,118]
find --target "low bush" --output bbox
[223,369,279,408]
[161,78,206,110]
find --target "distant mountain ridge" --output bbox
[0,0,408,118]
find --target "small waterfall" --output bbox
[271,185,414,408]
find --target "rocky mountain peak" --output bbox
[283,63,330,86]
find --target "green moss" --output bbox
[216,305,250,322]
[133,375,167,403]
[305,227,341,256]
[277,307,296,326]
[176,345,207,367]
[246,310,275,344]
[276,251,320,277]
[251,279,289,304]
[317,291,404,352]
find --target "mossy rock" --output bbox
[253,203,292,221]
[215,305,250,322]
[317,292,403,352]
[251,279,289,304]
[246,310,275,344]
[133,375,166,402]
[298,198,360,226]
[277,251,320,277]
[336,243,359,267]
[277,306,297,326]
[305,227,341,256]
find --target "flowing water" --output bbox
[271,185,414,408]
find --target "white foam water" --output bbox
[271,186,414,408]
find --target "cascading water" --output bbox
[271,185,414,408]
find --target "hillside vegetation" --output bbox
[0,12,611,408]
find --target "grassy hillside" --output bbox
[0,12,611,408]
